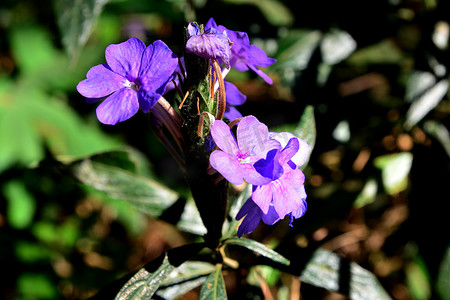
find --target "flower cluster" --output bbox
[209,116,308,237]
[77,17,308,238]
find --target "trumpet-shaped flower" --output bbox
[205,18,277,84]
[209,116,281,186]
[77,38,178,125]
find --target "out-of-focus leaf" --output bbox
[3,180,36,229]
[224,237,290,266]
[294,105,316,168]
[405,79,449,129]
[157,261,215,299]
[0,82,120,173]
[54,0,109,62]
[424,120,450,158]
[405,259,431,300]
[374,152,413,195]
[299,248,392,300]
[17,273,58,299]
[437,245,450,300]
[353,178,378,208]
[199,264,227,300]
[321,29,357,65]
[347,39,404,66]
[176,197,207,235]
[404,71,436,103]
[274,30,322,71]
[115,254,175,300]
[223,0,293,26]
[67,153,179,217]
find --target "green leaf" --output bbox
[424,120,450,158]
[224,237,290,266]
[157,261,215,299]
[67,151,179,217]
[17,273,58,299]
[405,78,448,130]
[199,264,227,300]
[437,245,450,300]
[374,152,413,195]
[176,197,207,236]
[3,180,36,229]
[223,0,293,26]
[54,0,109,62]
[115,254,175,300]
[320,29,357,65]
[294,105,316,168]
[299,248,392,300]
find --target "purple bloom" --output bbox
[77,38,178,125]
[252,137,307,218]
[224,81,246,120]
[205,18,277,84]
[209,116,281,186]
[185,22,232,68]
[236,195,307,237]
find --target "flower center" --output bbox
[124,80,140,92]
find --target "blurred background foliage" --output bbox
[0,0,449,299]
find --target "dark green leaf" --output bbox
[224,237,290,266]
[437,246,450,300]
[115,254,175,300]
[68,153,179,217]
[54,0,109,62]
[199,264,227,300]
[299,248,391,300]
[223,0,293,26]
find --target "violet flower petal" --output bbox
[236,198,262,237]
[105,37,146,80]
[138,40,178,91]
[77,64,126,98]
[236,116,269,156]
[261,204,281,225]
[272,182,302,218]
[96,88,139,125]
[209,151,244,185]
[224,105,243,121]
[224,81,247,105]
[252,184,273,214]
[210,120,239,155]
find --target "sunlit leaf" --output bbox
[54,0,109,62]
[299,248,392,300]
[294,105,316,168]
[405,259,431,300]
[115,254,175,300]
[157,261,215,299]
[321,29,357,65]
[424,120,450,158]
[17,273,58,299]
[3,180,36,229]
[374,152,413,195]
[353,178,378,209]
[176,197,207,235]
[437,246,450,300]
[347,39,404,66]
[223,0,293,26]
[224,237,290,266]
[199,264,227,300]
[67,153,179,217]
[405,78,448,129]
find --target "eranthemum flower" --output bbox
[209,115,281,186]
[185,22,232,68]
[77,37,178,125]
[205,18,277,84]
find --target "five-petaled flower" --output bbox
[209,116,281,186]
[205,18,277,84]
[77,37,178,125]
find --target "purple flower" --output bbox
[185,22,232,68]
[209,115,281,186]
[252,137,307,218]
[77,38,178,125]
[205,18,277,84]
[236,195,307,237]
[224,81,246,120]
